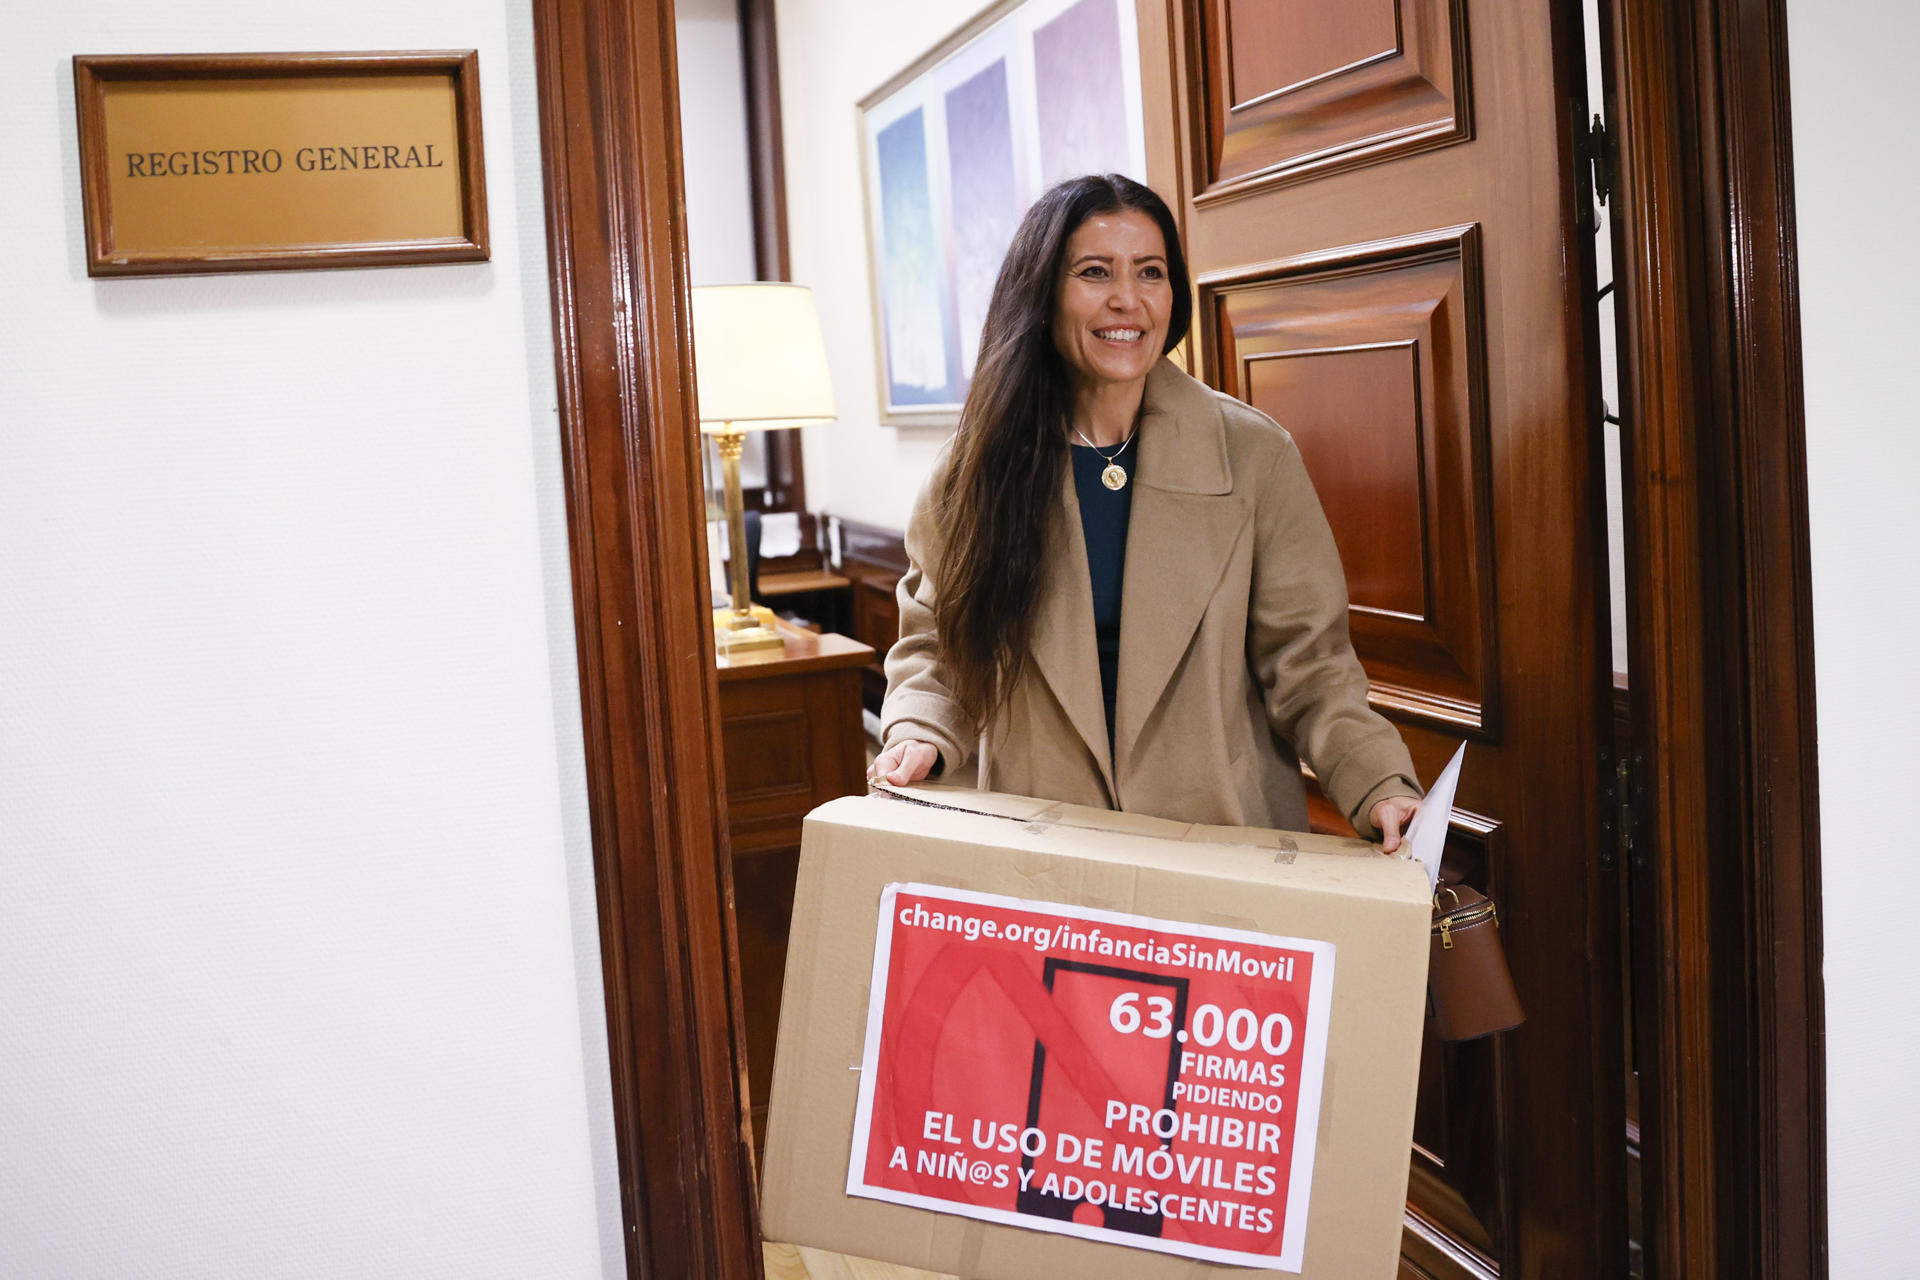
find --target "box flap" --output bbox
[848,785,1428,908]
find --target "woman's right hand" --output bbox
[870,738,939,787]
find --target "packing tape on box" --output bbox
[1191,906,1267,935]
[1022,802,1065,836]
[1189,831,1301,865]
[873,786,1336,869]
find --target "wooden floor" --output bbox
[762,1242,954,1280]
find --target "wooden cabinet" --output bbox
[832,516,910,715]
[716,622,872,1147]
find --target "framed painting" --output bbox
[859,0,1149,425]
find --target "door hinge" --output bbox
[1586,113,1615,208]
[1597,747,1642,872]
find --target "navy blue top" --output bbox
[1070,443,1135,752]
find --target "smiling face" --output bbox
[1049,209,1173,396]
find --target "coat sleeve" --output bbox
[879,459,977,772]
[1247,431,1422,838]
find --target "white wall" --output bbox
[1785,0,1920,1273]
[0,5,622,1278]
[778,0,985,532]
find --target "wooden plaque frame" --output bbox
[73,51,489,277]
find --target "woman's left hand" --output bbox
[1370,795,1421,854]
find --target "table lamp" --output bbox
[692,283,837,652]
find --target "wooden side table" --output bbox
[716,620,873,1148]
[754,568,854,637]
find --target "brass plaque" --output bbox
[74,52,488,276]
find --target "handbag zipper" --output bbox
[1436,900,1499,950]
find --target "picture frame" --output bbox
[858,0,1149,425]
[73,51,489,277]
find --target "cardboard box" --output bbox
[762,785,1431,1278]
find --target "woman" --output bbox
[872,174,1422,850]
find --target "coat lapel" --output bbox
[1113,361,1248,782]
[1028,468,1115,796]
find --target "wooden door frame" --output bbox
[523,0,1825,1273]
[1607,0,1826,1274]
[530,0,762,1275]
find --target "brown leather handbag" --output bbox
[1428,882,1526,1041]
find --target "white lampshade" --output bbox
[692,283,837,433]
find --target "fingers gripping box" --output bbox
[760,785,1431,1279]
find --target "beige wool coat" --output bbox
[880,358,1420,839]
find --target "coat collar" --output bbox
[1024,358,1247,801]
[1135,358,1233,495]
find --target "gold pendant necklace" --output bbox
[1074,425,1137,491]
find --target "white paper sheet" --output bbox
[759,510,803,558]
[1404,743,1467,891]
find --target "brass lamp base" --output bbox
[708,424,787,655]
[713,604,786,653]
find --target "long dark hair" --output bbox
[932,173,1191,725]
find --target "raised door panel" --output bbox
[1256,344,1426,615]
[1195,0,1471,198]
[1205,227,1497,737]
[1226,0,1398,103]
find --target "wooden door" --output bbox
[1165,1,1622,1275]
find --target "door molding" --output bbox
[531,0,762,1275]
[524,0,1825,1272]
[1607,0,1826,1273]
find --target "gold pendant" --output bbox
[1101,463,1128,491]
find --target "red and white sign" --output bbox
[847,882,1336,1272]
